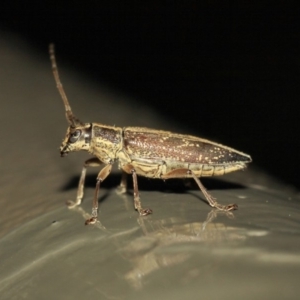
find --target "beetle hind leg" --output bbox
[161,168,238,211]
[190,171,238,211]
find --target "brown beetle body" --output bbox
[121,127,250,178]
[50,45,252,225]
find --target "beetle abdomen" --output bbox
[123,127,251,165]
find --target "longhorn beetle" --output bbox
[49,44,252,225]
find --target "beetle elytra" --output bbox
[49,44,252,225]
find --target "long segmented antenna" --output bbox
[49,44,83,127]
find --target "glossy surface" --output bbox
[1,186,300,300]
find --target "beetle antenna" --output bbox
[49,44,83,127]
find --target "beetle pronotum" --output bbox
[49,44,252,225]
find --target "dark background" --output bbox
[1,2,299,188]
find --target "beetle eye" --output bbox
[69,130,81,143]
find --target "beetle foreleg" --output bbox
[85,163,113,225]
[122,164,153,216]
[161,168,238,211]
[67,157,103,208]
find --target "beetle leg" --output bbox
[66,157,103,208]
[85,163,113,225]
[161,168,238,211]
[122,164,153,216]
[116,171,128,194]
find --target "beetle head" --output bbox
[60,123,92,157]
[49,44,92,157]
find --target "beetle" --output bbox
[49,44,252,225]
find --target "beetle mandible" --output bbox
[49,44,252,225]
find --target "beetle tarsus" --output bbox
[214,203,238,211]
[66,200,80,208]
[139,208,153,216]
[85,217,97,225]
